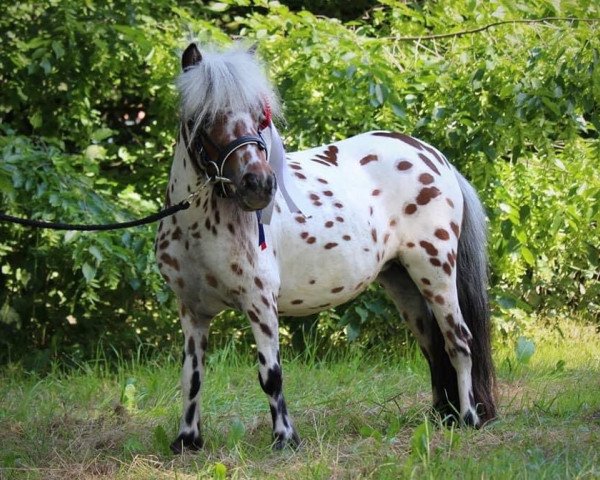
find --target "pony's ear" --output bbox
[247,43,258,56]
[182,43,202,71]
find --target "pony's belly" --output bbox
[275,243,381,316]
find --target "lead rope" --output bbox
[0,188,205,232]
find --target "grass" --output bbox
[0,321,599,479]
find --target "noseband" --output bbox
[181,121,268,197]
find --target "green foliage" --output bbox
[1,0,599,365]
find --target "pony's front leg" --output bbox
[246,303,300,449]
[171,302,211,454]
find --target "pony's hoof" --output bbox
[272,429,301,450]
[170,431,203,454]
[462,410,482,429]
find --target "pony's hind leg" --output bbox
[170,302,211,454]
[245,300,299,449]
[400,247,481,427]
[378,263,460,419]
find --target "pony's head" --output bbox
[177,43,280,211]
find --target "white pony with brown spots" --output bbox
[156,43,497,453]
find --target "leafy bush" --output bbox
[1,0,598,366]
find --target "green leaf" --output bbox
[208,2,230,12]
[214,462,227,480]
[520,247,535,266]
[81,263,96,283]
[91,128,115,142]
[515,336,535,364]
[89,246,103,263]
[410,419,431,460]
[29,112,42,129]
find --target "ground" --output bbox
[0,321,599,479]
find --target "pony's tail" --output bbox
[455,170,497,424]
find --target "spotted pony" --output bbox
[156,43,497,453]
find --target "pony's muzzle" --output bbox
[237,171,277,211]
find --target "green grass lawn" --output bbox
[1,321,599,479]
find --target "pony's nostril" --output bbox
[241,173,259,192]
[265,175,275,194]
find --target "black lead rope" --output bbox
[0,200,191,231]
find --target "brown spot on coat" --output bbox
[187,337,195,355]
[434,295,445,305]
[295,216,306,224]
[259,323,273,337]
[325,221,334,228]
[160,253,180,271]
[372,131,423,150]
[435,228,450,240]
[360,154,378,165]
[446,198,455,208]
[324,242,338,249]
[443,263,452,276]
[323,190,333,197]
[294,172,306,180]
[451,222,460,237]
[172,227,182,240]
[205,274,218,288]
[307,236,316,244]
[371,229,378,243]
[372,189,381,196]
[418,153,441,175]
[430,258,442,267]
[314,145,339,166]
[416,187,441,205]
[331,286,344,293]
[447,252,456,267]
[254,277,264,289]
[343,235,351,241]
[419,173,435,185]
[405,204,417,215]
[421,278,431,285]
[397,161,413,171]
[231,263,243,276]
[291,299,304,305]
[419,241,438,256]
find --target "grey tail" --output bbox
[454,170,497,423]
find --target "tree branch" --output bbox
[380,16,600,42]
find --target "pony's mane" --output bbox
[177,44,281,132]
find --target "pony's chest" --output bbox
[156,209,267,304]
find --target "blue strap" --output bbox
[256,210,267,250]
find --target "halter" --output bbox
[181,120,268,197]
